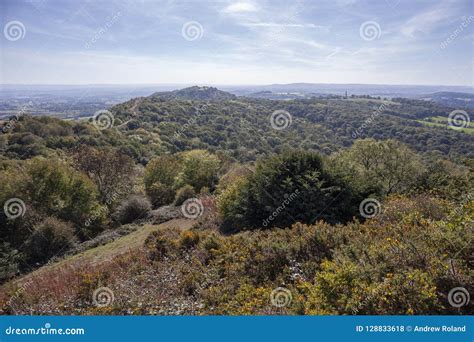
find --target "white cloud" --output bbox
[401,4,457,38]
[243,22,327,29]
[223,1,258,14]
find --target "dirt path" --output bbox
[116,98,142,128]
[11,218,195,285]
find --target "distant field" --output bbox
[417,115,474,134]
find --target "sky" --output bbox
[0,0,473,86]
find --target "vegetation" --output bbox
[0,87,472,315]
[218,151,360,231]
[1,195,471,315]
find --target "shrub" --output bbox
[218,151,360,231]
[0,158,103,240]
[25,217,77,264]
[113,195,151,224]
[328,139,424,196]
[146,182,175,208]
[174,185,196,206]
[176,150,221,192]
[178,231,200,250]
[72,146,135,205]
[0,242,22,282]
[144,155,179,206]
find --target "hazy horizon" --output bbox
[1,82,474,88]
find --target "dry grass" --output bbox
[11,218,195,285]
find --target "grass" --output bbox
[417,116,474,135]
[15,218,196,283]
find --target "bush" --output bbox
[113,195,152,224]
[25,217,77,264]
[174,185,196,206]
[218,151,360,231]
[72,146,135,205]
[328,139,424,196]
[146,182,175,208]
[176,150,221,192]
[178,231,200,250]
[0,242,22,282]
[0,158,103,241]
[144,155,179,206]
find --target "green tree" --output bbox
[144,155,179,207]
[329,139,424,196]
[218,151,359,231]
[72,146,135,205]
[176,150,221,192]
[0,158,104,241]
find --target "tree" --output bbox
[218,151,359,231]
[72,146,135,205]
[176,150,221,192]
[24,217,77,264]
[0,158,104,241]
[329,139,424,196]
[144,155,179,207]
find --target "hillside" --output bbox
[1,87,473,316]
[2,87,472,164]
[150,86,237,101]
[421,91,474,109]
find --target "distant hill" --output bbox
[225,83,474,98]
[421,91,474,109]
[150,86,236,101]
[2,87,473,163]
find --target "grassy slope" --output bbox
[417,115,474,134]
[14,218,196,284]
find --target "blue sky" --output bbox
[0,0,473,85]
